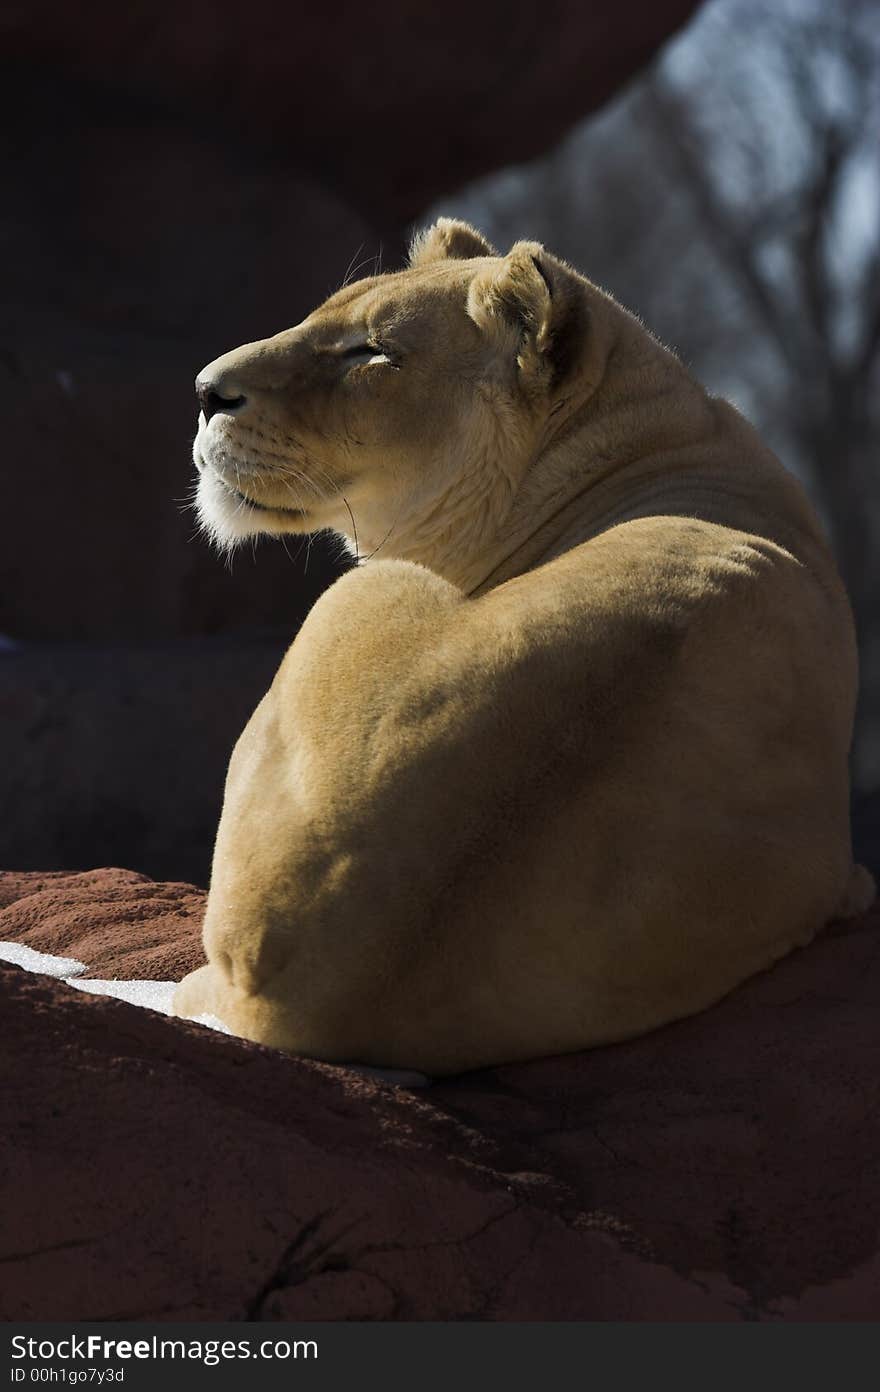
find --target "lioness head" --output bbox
[193,218,615,588]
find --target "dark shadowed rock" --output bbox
[2,87,357,643]
[1,867,878,1320]
[853,789,880,878]
[4,3,700,226]
[0,638,293,887]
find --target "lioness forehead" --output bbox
[309,258,490,330]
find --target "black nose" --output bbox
[196,380,247,423]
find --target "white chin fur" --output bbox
[196,469,279,551]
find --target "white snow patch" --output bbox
[0,941,88,977]
[69,975,178,1012]
[0,940,230,1034]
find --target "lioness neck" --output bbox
[469,319,718,594]
[359,303,717,595]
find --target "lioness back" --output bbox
[172,218,873,1074]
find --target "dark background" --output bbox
[2,0,877,885]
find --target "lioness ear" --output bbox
[467,241,588,392]
[408,217,497,268]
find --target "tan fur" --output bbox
[173,218,875,1074]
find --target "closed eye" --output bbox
[341,342,397,367]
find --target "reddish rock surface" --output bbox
[1,868,878,1321]
[0,868,205,980]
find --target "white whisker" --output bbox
[339,242,365,290]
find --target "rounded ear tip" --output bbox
[409,219,498,268]
[507,239,545,255]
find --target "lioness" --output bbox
[173,218,874,1074]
